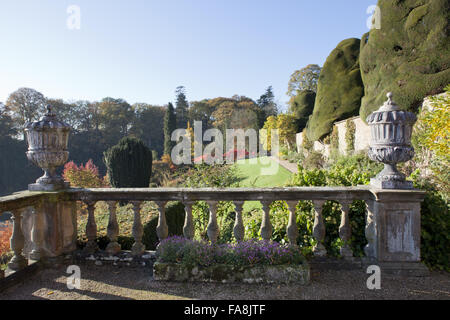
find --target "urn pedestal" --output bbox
[24,105,71,191]
[366,93,417,190]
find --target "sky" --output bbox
[0,0,377,111]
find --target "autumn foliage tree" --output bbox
[0,221,13,257]
[411,86,450,196]
[63,159,106,188]
[287,64,321,97]
[261,114,297,152]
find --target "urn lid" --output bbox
[24,105,71,131]
[366,92,416,125]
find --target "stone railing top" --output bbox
[69,186,373,202]
[68,187,426,203]
[0,191,50,212]
[0,187,426,212]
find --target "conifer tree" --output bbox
[164,102,177,155]
[175,86,189,129]
[103,137,152,188]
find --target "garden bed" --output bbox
[152,236,310,284]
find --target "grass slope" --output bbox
[233,156,293,212]
[233,156,292,188]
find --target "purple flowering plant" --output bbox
[156,236,306,267]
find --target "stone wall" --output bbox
[336,116,371,155]
[296,116,370,157]
[296,93,445,158]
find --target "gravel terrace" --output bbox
[0,261,449,300]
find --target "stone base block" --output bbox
[370,178,413,190]
[28,181,70,191]
[362,258,430,277]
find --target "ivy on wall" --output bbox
[345,119,356,154]
[301,129,314,152]
[330,126,339,153]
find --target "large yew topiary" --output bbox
[104,137,153,188]
[289,89,316,132]
[359,0,450,120]
[306,38,364,141]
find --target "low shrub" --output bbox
[410,173,450,271]
[302,151,325,170]
[142,201,185,250]
[287,151,303,164]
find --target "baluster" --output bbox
[312,200,327,256]
[7,208,27,272]
[131,201,145,255]
[339,200,353,258]
[364,201,376,259]
[183,201,195,240]
[260,201,273,241]
[155,201,168,243]
[286,201,299,245]
[206,201,219,243]
[30,205,44,261]
[84,201,98,253]
[106,201,121,254]
[233,201,245,242]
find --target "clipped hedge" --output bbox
[289,90,316,132]
[104,137,153,188]
[306,38,364,141]
[359,0,450,120]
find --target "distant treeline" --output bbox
[0,86,278,196]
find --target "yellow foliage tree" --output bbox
[412,85,449,195]
[260,114,297,152]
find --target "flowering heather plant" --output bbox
[155,236,306,267]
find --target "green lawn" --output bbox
[233,156,292,188]
[233,157,293,212]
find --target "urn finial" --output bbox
[366,91,417,189]
[387,92,393,101]
[24,104,71,191]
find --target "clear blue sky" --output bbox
[0,0,376,111]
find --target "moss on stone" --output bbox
[359,0,450,120]
[306,38,364,141]
[153,262,310,284]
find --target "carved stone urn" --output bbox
[24,105,71,191]
[366,92,417,189]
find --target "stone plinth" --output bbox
[22,200,77,261]
[365,189,429,276]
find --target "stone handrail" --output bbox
[0,186,426,276]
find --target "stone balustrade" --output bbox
[0,186,428,277]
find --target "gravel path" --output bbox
[270,156,298,174]
[0,262,449,300]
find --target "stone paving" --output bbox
[0,261,449,300]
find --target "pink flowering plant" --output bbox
[155,236,306,267]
